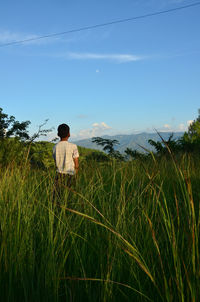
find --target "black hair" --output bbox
[57,124,70,138]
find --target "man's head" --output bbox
[57,124,70,139]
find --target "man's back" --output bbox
[53,141,79,175]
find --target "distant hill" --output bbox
[74,132,184,153]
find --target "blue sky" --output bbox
[0,0,200,141]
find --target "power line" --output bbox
[0,1,200,48]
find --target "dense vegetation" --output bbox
[0,108,200,301]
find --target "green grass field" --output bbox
[0,151,200,301]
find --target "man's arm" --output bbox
[73,157,79,174]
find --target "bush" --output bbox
[0,138,25,167]
[85,151,110,162]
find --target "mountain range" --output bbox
[73,132,184,153]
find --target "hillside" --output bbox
[74,132,184,153]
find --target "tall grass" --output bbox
[0,153,199,301]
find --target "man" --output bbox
[53,124,79,199]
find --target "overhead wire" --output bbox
[0,1,200,48]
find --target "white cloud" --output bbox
[92,122,111,129]
[67,52,143,63]
[187,120,193,126]
[99,122,111,129]
[156,124,172,132]
[163,124,171,129]
[161,120,194,132]
[71,122,112,140]
[156,122,188,133]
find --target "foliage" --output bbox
[148,133,180,155]
[123,110,200,158]
[179,109,200,152]
[92,137,119,153]
[29,119,53,142]
[29,141,55,169]
[85,151,110,162]
[0,108,55,168]
[0,106,29,167]
[145,108,200,156]
[124,109,200,159]
[0,137,25,167]
[92,137,124,160]
[0,107,30,140]
[124,148,147,160]
[185,108,200,141]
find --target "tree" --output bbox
[0,108,54,167]
[179,109,200,152]
[124,148,146,160]
[148,133,180,155]
[0,108,31,166]
[148,139,164,154]
[0,107,30,140]
[182,109,200,143]
[92,137,124,160]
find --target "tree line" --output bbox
[0,107,200,165]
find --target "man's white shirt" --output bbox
[53,141,79,175]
